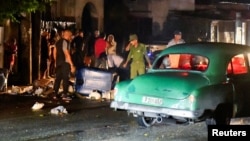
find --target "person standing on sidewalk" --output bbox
[123,34,151,79]
[166,30,186,68]
[94,32,108,68]
[71,30,86,69]
[4,37,18,74]
[166,30,185,48]
[106,34,117,55]
[53,29,75,101]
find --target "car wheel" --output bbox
[136,116,156,127]
[206,104,233,126]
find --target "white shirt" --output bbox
[166,39,185,48]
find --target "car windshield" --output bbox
[153,53,209,72]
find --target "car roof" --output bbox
[160,42,250,58]
[157,42,250,78]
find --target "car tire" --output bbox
[206,103,233,126]
[136,116,157,127]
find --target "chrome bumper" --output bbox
[110,101,203,119]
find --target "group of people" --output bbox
[38,29,76,101]
[40,30,60,79]
[91,31,120,69]
[46,29,121,101]
[2,28,185,101]
[70,29,119,69]
[38,28,185,101]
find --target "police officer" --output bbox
[123,34,151,79]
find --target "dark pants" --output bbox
[49,59,56,77]
[53,62,70,95]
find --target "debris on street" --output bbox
[34,87,44,96]
[4,76,114,102]
[33,78,54,88]
[102,90,114,100]
[50,105,68,115]
[4,78,56,98]
[31,102,45,110]
[87,90,102,100]
[87,90,114,100]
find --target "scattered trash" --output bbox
[11,85,21,94]
[102,91,110,100]
[33,78,54,89]
[8,85,34,95]
[32,78,55,97]
[31,102,45,110]
[88,90,102,100]
[34,87,44,96]
[87,90,115,100]
[47,81,54,88]
[41,88,54,97]
[20,86,33,94]
[50,106,68,115]
[102,90,114,100]
[39,114,44,117]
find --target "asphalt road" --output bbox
[0,94,208,141]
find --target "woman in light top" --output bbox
[106,34,117,55]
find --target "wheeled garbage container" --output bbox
[75,67,113,97]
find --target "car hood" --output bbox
[126,71,210,99]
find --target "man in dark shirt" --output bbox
[53,29,75,101]
[85,30,100,67]
[71,30,85,69]
[71,30,85,52]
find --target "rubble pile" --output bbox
[5,77,115,100]
[6,78,55,98]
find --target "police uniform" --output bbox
[126,37,148,79]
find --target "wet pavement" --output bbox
[1,91,249,141]
[0,93,116,140]
[0,93,110,120]
[0,93,207,141]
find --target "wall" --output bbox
[54,0,104,31]
[123,0,195,43]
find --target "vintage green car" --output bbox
[110,42,250,127]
